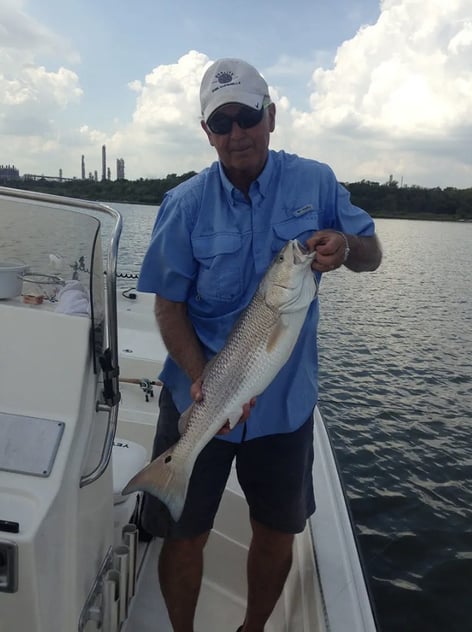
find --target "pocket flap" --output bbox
[193,233,242,259]
[273,212,321,240]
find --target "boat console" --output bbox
[0,188,141,632]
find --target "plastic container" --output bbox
[0,262,29,299]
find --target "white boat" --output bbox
[0,187,377,632]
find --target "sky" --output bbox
[1,0,471,188]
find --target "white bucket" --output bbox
[0,262,29,299]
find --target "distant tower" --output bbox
[81,155,85,179]
[116,158,125,180]
[94,170,98,182]
[107,167,111,181]
[59,168,63,181]
[102,145,106,181]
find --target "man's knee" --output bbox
[250,518,294,553]
[161,531,210,559]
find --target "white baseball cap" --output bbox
[200,58,269,123]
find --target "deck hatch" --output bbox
[0,413,64,477]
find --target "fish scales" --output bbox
[123,240,317,521]
[164,293,280,477]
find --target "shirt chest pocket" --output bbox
[193,233,243,302]
[272,211,322,253]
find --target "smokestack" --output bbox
[81,155,85,179]
[116,158,125,180]
[102,145,106,181]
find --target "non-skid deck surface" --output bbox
[122,537,247,632]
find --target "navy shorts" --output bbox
[139,387,316,539]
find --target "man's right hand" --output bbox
[190,377,256,435]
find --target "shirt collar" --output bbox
[217,150,275,204]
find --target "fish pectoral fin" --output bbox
[178,405,193,435]
[266,319,287,353]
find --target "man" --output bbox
[137,58,382,632]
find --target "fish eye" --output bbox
[278,254,284,262]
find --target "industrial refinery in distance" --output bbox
[0,145,125,183]
[81,145,125,182]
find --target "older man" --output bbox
[137,58,382,632]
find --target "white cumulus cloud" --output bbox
[278,0,472,185]
[107,51,215,179]
[1,0,471,187]
[0,0,82,172]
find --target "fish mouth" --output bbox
[292,239,313,263]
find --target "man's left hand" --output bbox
[306,230,348,273]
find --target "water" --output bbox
[114,204,472,632]
[316,220,472,631]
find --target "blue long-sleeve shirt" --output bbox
[138,150,375,442]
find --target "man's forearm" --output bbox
[345,234,382,272]
[154,295,207,382]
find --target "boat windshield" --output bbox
[0,191,105,371]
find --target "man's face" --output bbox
[201,102,276,181]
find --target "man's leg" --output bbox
[240,519,294,632]
[236,416,316,632]
[139,388,236,630]
[158,531,210,632]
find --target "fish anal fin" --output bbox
[227,408,243,430]
[178,405,193,435]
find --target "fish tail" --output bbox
[122,446,190,522]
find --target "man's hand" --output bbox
[306,230,382,273]
[306,230,348,273]
[190,377,256,435]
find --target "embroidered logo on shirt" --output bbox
[293,204,314,216]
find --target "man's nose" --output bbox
[229,120,245,137]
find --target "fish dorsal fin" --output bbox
[266,319,287,353]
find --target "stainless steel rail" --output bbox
[0,185,123,488]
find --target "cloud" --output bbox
[113,0,471,186]
[279,0,472,185]
[0,0,82,172]
[0,0,471,187]
[0,0,78,62]
[106,51,215,178]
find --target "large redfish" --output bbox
[122,240,318,521]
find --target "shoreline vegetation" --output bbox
[1,173,471,221]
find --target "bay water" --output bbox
[113,203,472,632]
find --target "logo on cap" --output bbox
[216,71,234,84]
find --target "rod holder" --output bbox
[102,569,120,632]
[122,524,138,601]
[113,545,129,624]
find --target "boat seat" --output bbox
[112,438,148,543]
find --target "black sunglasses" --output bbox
[207,104,269,135]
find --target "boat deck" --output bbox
[122,466,326,632]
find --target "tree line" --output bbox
[345,179,472,220]
[1,173,471,220]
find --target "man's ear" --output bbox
[201,120,214,147]
[268,103,276,133]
